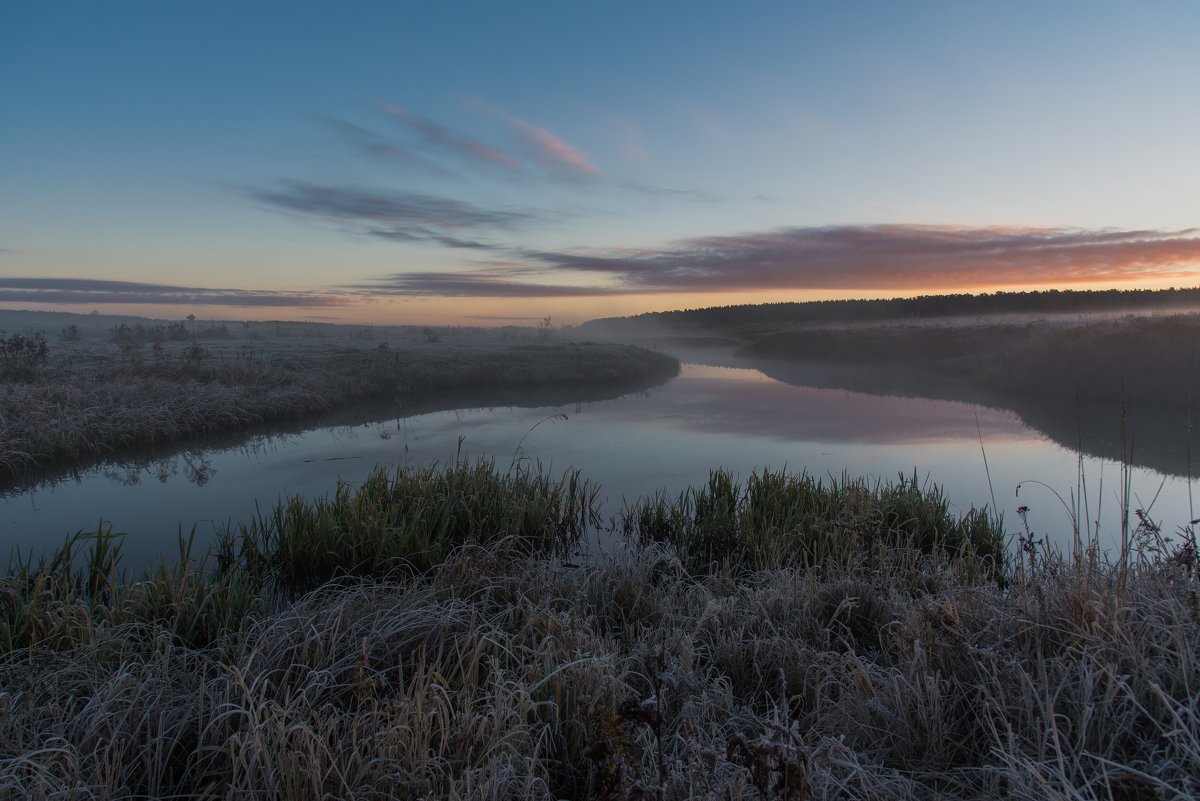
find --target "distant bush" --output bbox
[59,324,81,342]
[0,331,49,378]
[109,322,190,345]
[198,323,233,340]
[182,342,208,369]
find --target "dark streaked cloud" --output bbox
[383,104,521,170]
[315,113,456,176]
[249,181,535,247]
[526,225,1200,292]
[346,225,1200,299]
[619,181,718,203]
[351,272,620,298]
[0,278,348,308]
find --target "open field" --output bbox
[0,310,679,489]
[1,461,1197,799]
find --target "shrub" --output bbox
[0,331,49,378]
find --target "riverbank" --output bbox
[0,311,679,488]
[2,461,1196,799]
[579,297,1200,477]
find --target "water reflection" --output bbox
[614,364,1032,445]
[3,363,1196,567]
[750,357,1200,479]
[98,450,217,488]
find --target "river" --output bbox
[3,362,1197,567]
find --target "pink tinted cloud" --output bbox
[466,98,600,176]
[511,116,601,175]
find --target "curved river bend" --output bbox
[3,363,1196,566]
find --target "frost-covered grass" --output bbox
[2,461,1196,799]
[0,312,678,487]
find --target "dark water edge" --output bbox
[1,372,677,498]
[749,357,1200,480]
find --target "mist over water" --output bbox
[3,363,1195,567]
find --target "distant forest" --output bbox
[585,286,1200,330]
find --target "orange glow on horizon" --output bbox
[3,276,1198,328]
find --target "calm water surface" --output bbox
[4,363,1196,565]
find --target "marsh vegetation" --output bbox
[1,460,1196,800]
[0,310,678,489]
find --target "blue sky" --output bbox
[3,1,1200,323]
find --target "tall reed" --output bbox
[226,459,598,594]
[620,467,1004,577]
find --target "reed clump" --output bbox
[621,467,1003,578]
[1,462,1197,800]
[228,459,598,593]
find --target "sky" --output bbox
[3,1,1200,325]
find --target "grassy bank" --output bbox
[2,461,1196,799]
[0,312,679,488]
[580,296,1200,476]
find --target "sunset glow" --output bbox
[3,2,1199,324]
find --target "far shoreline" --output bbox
[0,309,680,489]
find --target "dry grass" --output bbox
[1,462,1196,799]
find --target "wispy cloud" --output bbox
[605,114,647,161]
[249,181,535,248]
[467,99,600,177]
[506,115,600,176]
[0,278,348,307]
[383,104,521,170]
[352,271,620,298]
[619,181,718,203]
[314,113,457,176]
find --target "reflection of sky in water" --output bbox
[3,363,1197,566]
